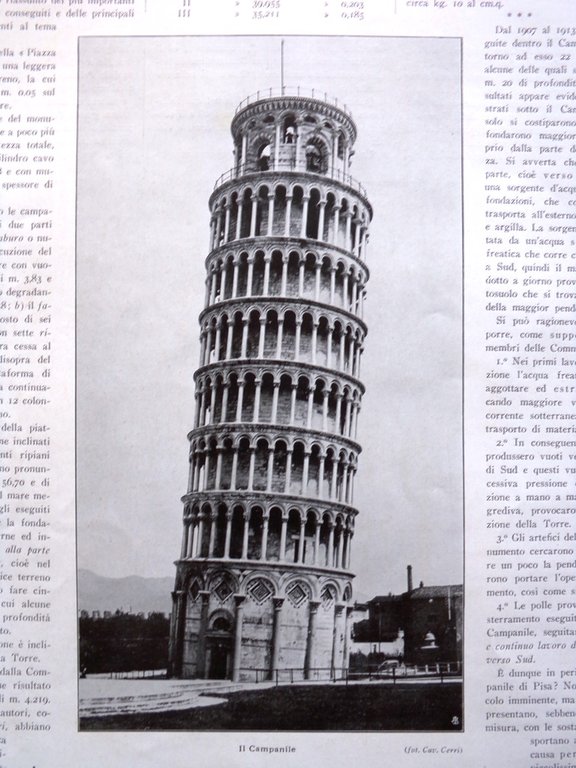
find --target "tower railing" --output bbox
[235,87,353,118]
[213,161,368,198]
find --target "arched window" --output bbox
[306,144,322,173]
[283,115,296,144]
[258,142,271,171]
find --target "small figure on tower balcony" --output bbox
[259,143,271,170]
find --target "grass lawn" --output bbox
[80,681,462,731]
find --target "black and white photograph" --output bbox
[76,35,463,731]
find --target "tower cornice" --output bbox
[194,358,366,395]
[186,421,362,454]
[199,295,368,337]
[210,168,372,217]
[206,236,371,282]
[231,90,357,143]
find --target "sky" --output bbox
[76,35,463,598]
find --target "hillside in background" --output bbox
[78,569,173,615]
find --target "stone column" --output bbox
[208,511,217,557]
[289,384,297,425]
[187,451,195,494]
[192,452,201,492]
[263,255,271,295]
[297,515,306,563]
[258,317,266,359]
[210,269,217,304]
[317,201,326,241]
[343,466,351,504]
[232,257,239,297]
[304,601,320,679]
[281,254,288,295]
[241,134,248,173]
[274,124,281,168]
[261,512,269,561]
[294,122,302,168]
[249,194,258,237]
[215,448,223,489]
[279,512,288,561]
[322,390,329,432]
[188,517,197,558]
[180,518,190,559]
[271,381,280,423]
[311,321,318,364]
[196,512,206,557]
[334,525,342,569]
[345,211,352,252]
[335,393,343,435]
[223,205,231,243]
[241,510,250,559]
[232,595,246,682]
[214,210,222,248]
[197,591,211,678]
[332,205,340,247]
[302,450,310,496]
[318,455,325,498]
[294,318,302,361]
[352,219,359,257]
[225,320,234,359]
[298,258,305,295]
[348,467,355,505]
[168,589,186,678]
[346,528,353,569]
[209,217,216,252]
[342,271,350,312]
[236,381,245,422]
[327,522,335,567]
[246,256,254,298]
[330,460,338,500]
[270,597,284,679]
[344,397,351,438]
[306,388,314,429]
[300,195,309,238]
[240,319,249,358]
[209,384,217,425]
[314,263,321,301]
[266,447,274,491]
[331,604,345,675]
[275,317,284,358]
[248,447,256,491]
[205,327,213,366]
[284,448,293,494]
[199,331,207,368]
[221,383,229,423]
[224,511,233,558]
[253,378,262,423]
[312,519,320,564]
[267,192,275,237]
[230,448,238,490]
[235,202,243,240]
[284,194,292,237]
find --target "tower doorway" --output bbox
[208,639,232,679]
[206,614,233,679]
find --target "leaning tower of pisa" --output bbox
[168,87,372,682]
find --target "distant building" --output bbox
[353,566,462,665]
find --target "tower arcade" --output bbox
[168,87,372,681]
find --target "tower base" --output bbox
[168,559,354,682]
